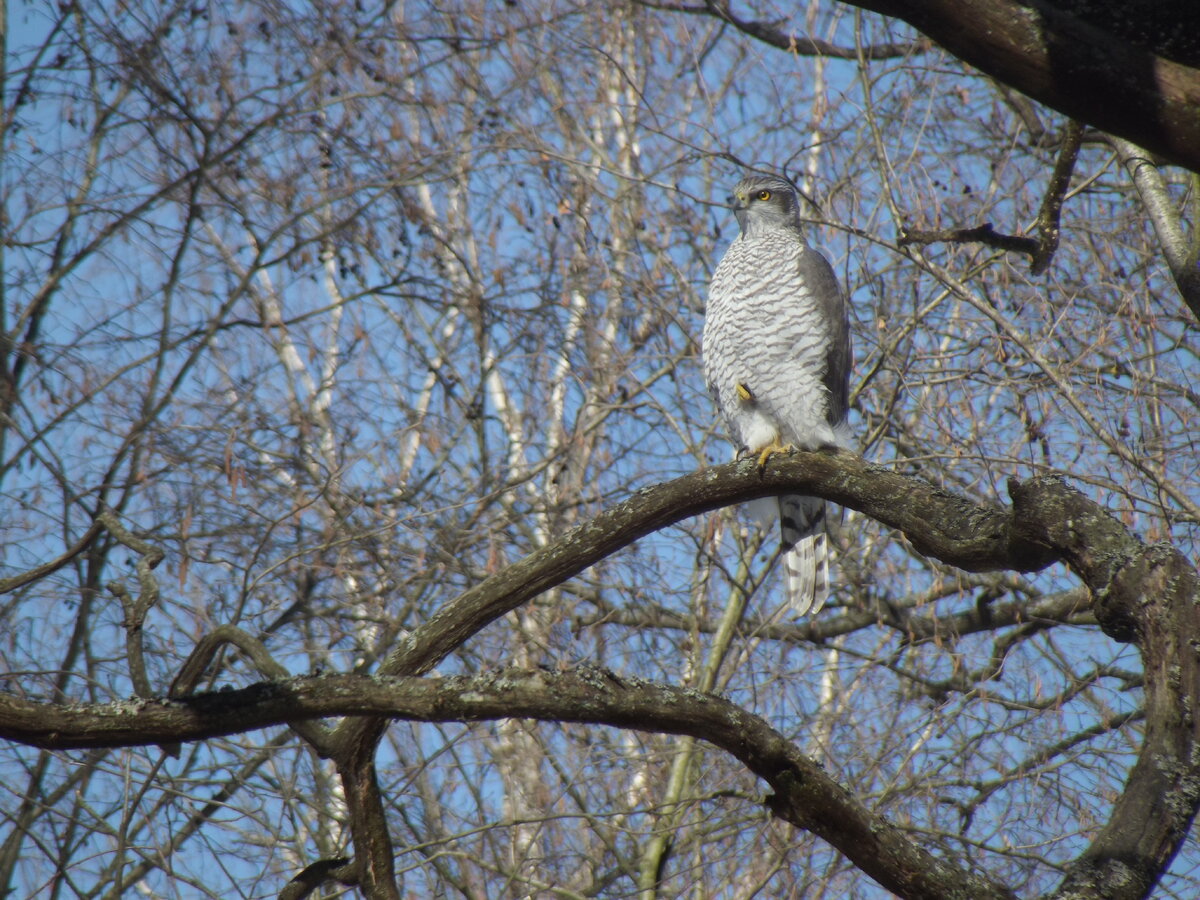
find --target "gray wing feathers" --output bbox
[781,247,847,616]
[797,245,851,428]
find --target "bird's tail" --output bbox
[779,494,829,616]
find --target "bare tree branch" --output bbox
[279,857,356,900]
[899,222,1040,258]
[1110,137,1200,321]
[635,0,929,58]
[1031,119,1084,273]
[896,115,1081,273]
[0,516,105,594]
[840,0,1200,173]
[2,458,1195,899]
[0,669,1019,899]
[169,624,333,753]
[1010,477,1200,900]
[358,451,1054,686]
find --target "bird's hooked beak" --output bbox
[729,190,750,233]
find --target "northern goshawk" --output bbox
[702,174,851,615]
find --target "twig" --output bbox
[1031,120,1084,274]
[898,222,1038,257]
[280,857,357,900]
[634,0,928,58]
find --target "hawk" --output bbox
[702,174,851,616]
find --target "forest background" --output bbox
[1,1,1199,898]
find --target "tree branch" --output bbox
[1031,119,1084,274]
[1009,476,1200,900]
[897,112,1080,275]
[4,458,1193,899]
[363,450,1053,686]
[0,667,1014,900]
[0,515,106,594]
[169,624,333,755]
[279,856,356,900]
[634,0,928,58]
[1110,137,1200,322]
[899,222,1039,258]
[839,0,1200,173]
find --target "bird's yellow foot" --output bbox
[735,382,755,404]
[755,440,795,472]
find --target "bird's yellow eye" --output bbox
[757,190,772,201]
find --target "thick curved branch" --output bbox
[170,624,333,754]
[367,450,1053,683]
[0,667,1013,900]
[1010,477,1200,900]
[319,449,1054,894]
[323,448,1051,898]
[839,0,1200,173]
[2,457,1194,900]
[280,856,357,900]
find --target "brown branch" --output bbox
[898,118,1084,278]
[899,222,1039,257]
[1030,119,1084,274]
[320,448,1053,897]
[100,510,164,702]
[0,667,1015,900]
[322,451,1053,700]
[4,458,1192,899]
[169,624,333,755]
[340,747,399,900]
[0,515,106,595]
[1010,476,1200,900]
[578,584,1091,647]
[840,0,1200,174]
[170,626,292,698]
[279,856,356,900]
[654,0,1200,172]
[635,0,928,59]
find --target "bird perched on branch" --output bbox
[702,174,851,615]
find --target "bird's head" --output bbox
[729,175,803,237]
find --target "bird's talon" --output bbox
[735,382,755,403]
[755,441,797,472]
